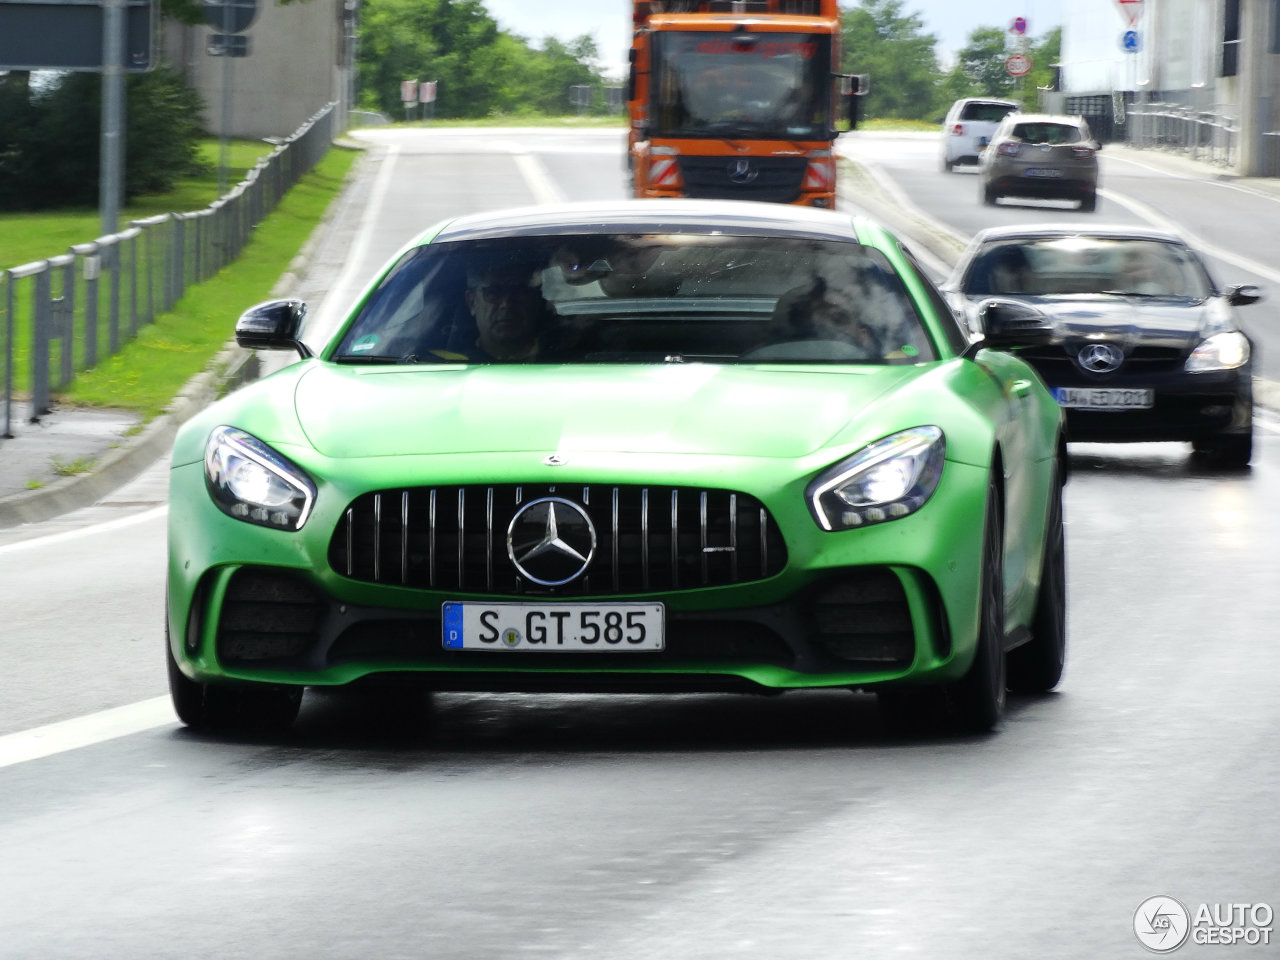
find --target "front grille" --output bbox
[1023,343,1185,377]
[328,484,788,597]
[677,156,808,203]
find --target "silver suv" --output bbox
[940,98,1020,172]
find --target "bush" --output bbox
[0,64,207,211]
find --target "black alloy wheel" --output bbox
[947,476,1007,732]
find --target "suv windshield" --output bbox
[960,102,1017,123]
[650,33,832,139]
[332,234,937,366]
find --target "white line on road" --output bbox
[0,697,173,770]
[0,505,166,555]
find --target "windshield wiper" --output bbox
[332,354,410,364]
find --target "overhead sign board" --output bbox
[0,0,156,71]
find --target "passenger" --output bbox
[985,246,1035,295]
[1114,245,1170,295]
[768,276,883,356]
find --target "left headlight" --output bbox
[806,426,946,532]
[1186,331,1250,373]
[204,426,317,531]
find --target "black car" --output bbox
[943,225,1261,467]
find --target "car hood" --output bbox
[289,362,922,461]
[962,294,1224,350]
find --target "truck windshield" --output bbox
[651,32,832,140]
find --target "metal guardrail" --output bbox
[0,102,337,440]
[1124,102,1238,168]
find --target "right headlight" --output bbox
[806,426,946,532]
[1185,331,1249,373]
[204,426,317,531]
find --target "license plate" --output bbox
[1024,168,1063,178]
[442,601,665,651]
[1053,387,1153,410]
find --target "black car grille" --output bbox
[328,484,788,597]
[1023,344,1185,376]
[677,156,808,203]
[216,569,325,662]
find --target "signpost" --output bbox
[1115,0,1144,26]
[203,0,257,195]
[1006,53,1032,78]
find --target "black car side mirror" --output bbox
[1225,283,1262,306]
[962,298,1055,359]
[235,298,313,359]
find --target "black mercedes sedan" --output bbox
[943,224,1262,467]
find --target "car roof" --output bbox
[1000,112,1087,125]
[426,199,868,245]
[969,223,1187,245]
[953,97,1018,106]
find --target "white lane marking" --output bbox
[0,504,167,555]
[307,142,403,339]
[513,148,566,205]
[1099,187,1280,286]
[0,697,173,770]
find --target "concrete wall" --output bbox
[162,0,354,140]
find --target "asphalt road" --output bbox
[2,128,1278,959]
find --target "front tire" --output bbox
[166,623,302,733]
[1079,192,1097,212]
[947,477,1007,732]
[1007,459,1066,693]
[1193,432,1252,469]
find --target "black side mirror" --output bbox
[235,299,312,358]
[962,298,1055,358]
[1225,283,1262,306]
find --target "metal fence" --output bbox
[1124,101,1239,168]
[1,102,337,440]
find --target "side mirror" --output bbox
[235,299,312,358]
[962,298,1055,358]
[1225,283,1262,306]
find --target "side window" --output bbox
[898,244,970,353]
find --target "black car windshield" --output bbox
[964,237,1214,299]
[650,33,832,140]
[332,234,937,366]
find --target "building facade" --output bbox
[162,0,356,141]
[1054,0,1280,175]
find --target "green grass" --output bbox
[0,139,278,270]
[61,144,361,417]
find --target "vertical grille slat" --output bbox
[330,483,787,597]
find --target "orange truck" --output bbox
[626,0,863,208]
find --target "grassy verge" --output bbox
[0,140,279,270]
[60,144,361,417]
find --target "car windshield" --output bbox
[332,234,937,365]
[960,102,1016,123]
[1008,122,1083,144]
[650,33,832,139]
[963,237,1214,299]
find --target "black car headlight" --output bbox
[1185,331,1249,373]
[807,426,945,532]
[204,426,317,530]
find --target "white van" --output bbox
[940,98,1020,172]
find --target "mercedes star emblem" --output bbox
[1078,342,1125,374]
[507,497,597,586]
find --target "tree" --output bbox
[840,0,944,122]
[955,26,1014,100]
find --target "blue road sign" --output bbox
[1122,29,1141,53]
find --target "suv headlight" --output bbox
[1186,331,1249,373]
[806,426,945,531]
[204,426,317,530]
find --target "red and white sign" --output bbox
[1010,16,1027,35]
[1006,54,1032,77]
[420,80,437,104]
[401,79,418,103]
[1115,0,1144,26]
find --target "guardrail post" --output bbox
[52,254,75,390]
[32,267,52,419]
[3,270,13,438]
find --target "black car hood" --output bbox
[963,293,1230,351]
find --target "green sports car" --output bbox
[166,199,1067,735]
